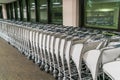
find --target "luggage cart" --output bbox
[83,33,120,80]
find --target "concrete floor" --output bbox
[0,38,55,80]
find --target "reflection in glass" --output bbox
[85,0,120,29]
[30,0,35,22]
[51,0,62,24]
[17,1,20,19]
[12,3,15,19]
[23,0,27,21]
[39,0,48,23]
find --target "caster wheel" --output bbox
[53,73,58,79]
[53,69,58,74]
[27,55,32,60]
[22,52,25,55]
[38,62,41,67]
[34,59,37,64]
[8,42,10,44]
[40,65,44,70]
[32,56,34,60]
[63,77,70,80]
[33,56,37,63]
[24,52,28,56]
[53,69,58,78]
[33,59,35,63]
[12,45,15,48]
[37,57,41,64]
[45,68,49,73]
[58,72,63,78]
[57,76,63,80]
[45,64,49,73]
[49,67,53,74]
[40,62,45,70]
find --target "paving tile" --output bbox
[0,38,55,80]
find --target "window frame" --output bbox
[14,2,18,20]
[19,0,24,21]
[0,6,3,19]
[6,4,11,19]
[10,3,14,20]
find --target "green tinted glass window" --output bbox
[51,0,62,24]
[30,0,36,22]
[39,0,48,23]
[17,1,20,20]
[85,0,120,29]
[23,0,27,21]
[12,3,15,19]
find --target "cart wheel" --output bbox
[53,73,58,79]
[53,69,58,78]
[45,64,49,73]
[63,77,70,80]
[58,72,63,78]
[27,55,32,60]
[40,62,45,70]
[49,67,53,74]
